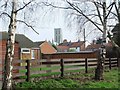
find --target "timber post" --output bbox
[60,59,64,77]
[26,60,30,82]
[109,58,111,70]
[85,58,88,73]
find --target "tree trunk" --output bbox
[95,50,103,80]
[95,1,107,80]
[118,1,120,22]
[2,0,17,90]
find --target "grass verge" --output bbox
[15,68,119,89]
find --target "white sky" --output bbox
[0,0,79,42]
[0,0,117,44]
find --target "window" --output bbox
[21,48,30,53]
[31,50,35,59]
[76,47,80,52]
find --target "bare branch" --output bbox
[94,22,103,26]
[95,2,103,8]
[85,28,97,38]
[15,0,34,13]
[1,0,9,8]
[107,2,115,9]
[42,2,73,10]
[17,20,39,35]
[114,2,120,22]
[107,31,119,48]
[66,0,103,33]
[110,11,118,17]
[0,12,11,19]
[93,2,104,25]
[105,2,115,19]
[107,25,115,27]
[86,14,99,17]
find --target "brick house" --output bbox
[16,34,40,60]
[85,42,117,57]
[86,44,101,51]
[0,32,40,61]
[57,40,85,52]
[0,32,20,62]
[35,41,57,54]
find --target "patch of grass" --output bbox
[16,68,119,89]
[56,78,81,88]
[81,68,119,88]
[16,78,81,89]
[19,72,61,79]
[19,65,86,79]
[82,81,118,88]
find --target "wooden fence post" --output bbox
[60,59,64,77]
[46,56,51,73]
[85,58,88,73]
[109,58,111,70]
[26,60,30,82]
[117,58,120,68]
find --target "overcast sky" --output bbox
[0,0,80,42]
[0,0,117,44]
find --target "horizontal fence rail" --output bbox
[0,52,119,81]
[0,57,119,82]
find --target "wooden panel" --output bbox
[88,63,97,66]
[13,66,26,70]
[1,57,116,81]
[65,63,84,66]
[51,69,60,73]
[88,62,97,65]
[64,59,85,61]
[64,67,80,71]
[42,51,97,59]
[13,73,25,78]
[64,60,85,64]
[30,70,46,75]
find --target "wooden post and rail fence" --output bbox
[0,51,119,83]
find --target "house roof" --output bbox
[111,23,120,32]
[57,45,69,50]
[58,41,85,48]
[86,42,113,50]
[86,44,101,50]
[59,42,70,46]
[34,41,45,47]
[0,31,37,48]
[70,41,84,48]
[35,41,57,54]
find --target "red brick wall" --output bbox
[0,40,20,61]
[0,40,20,80]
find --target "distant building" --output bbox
[0,32,40,61]
[34,41,57,54]
[54,28,62,45]
[57,40,85,52]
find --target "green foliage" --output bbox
[113,34,120,47]
[34,79,65,88]
[56,79,81,88]
[96,38,103,44]
[16,82,36,88]
[112,24,120,47]
[16,79,81,89]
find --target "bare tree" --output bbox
[42,0,119,80]
[0,0,41,89]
